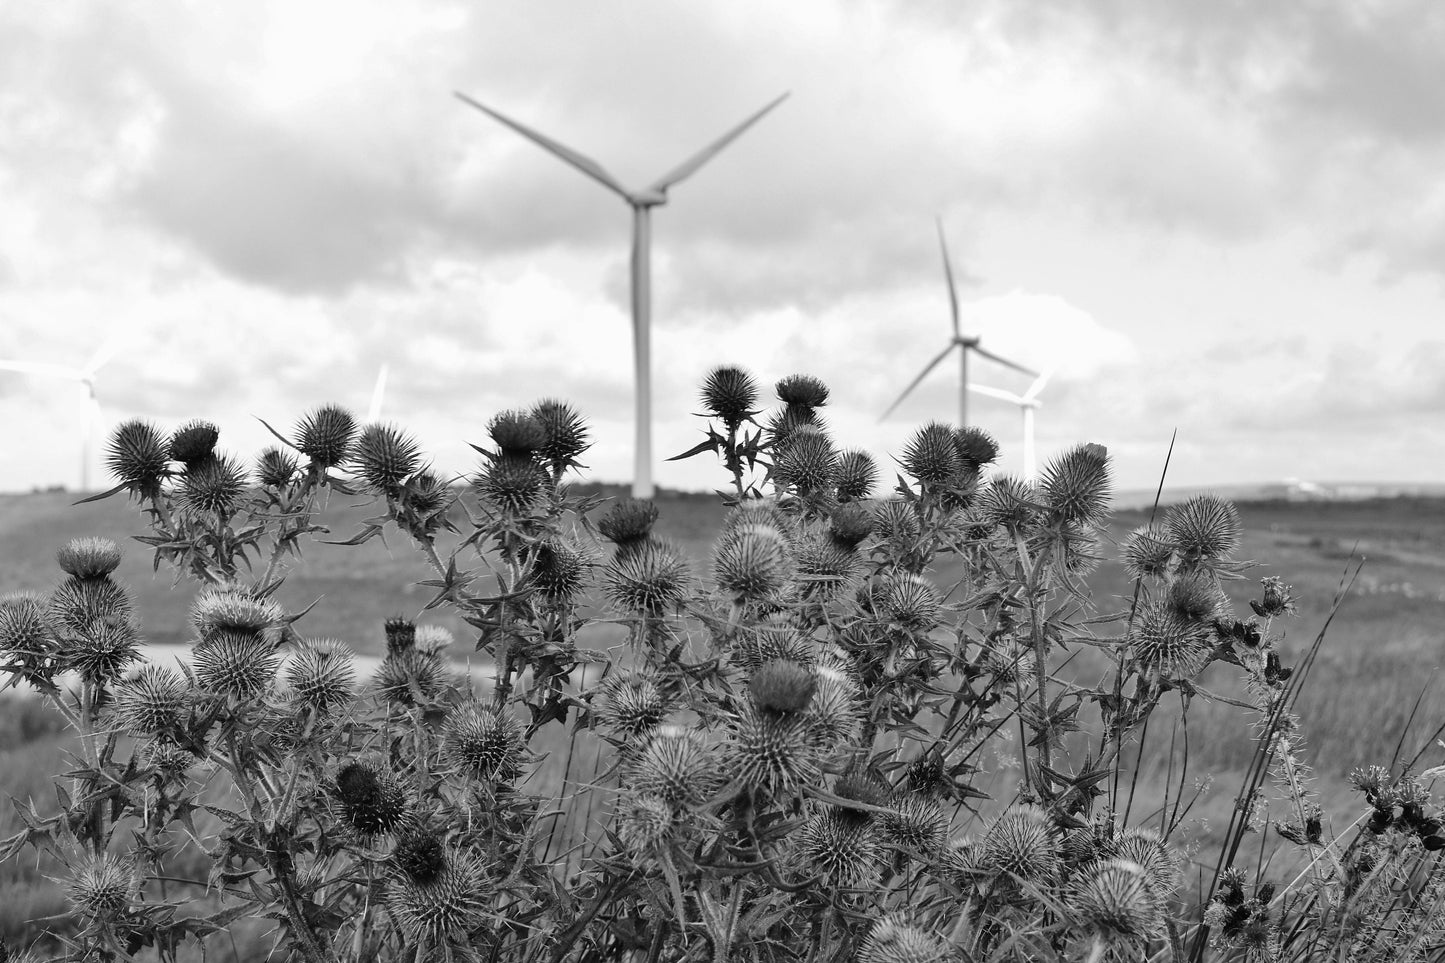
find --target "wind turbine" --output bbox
[455,90,789,498]
[366,364,388,423]
[968,369,1054,480]
[0,335,123,492]
[880,219,1038,427]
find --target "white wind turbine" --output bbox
[968,368,1054,480]
[366,364,388,423]
[0,335,123,492]
[455,90,789,498]
[880,219,1038,427]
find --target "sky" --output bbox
[1,0,1442,496]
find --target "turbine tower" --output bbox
[880,219,1037,426]
[0,336,122,492]
[455,90,789,498]
[968,369,1054,480]
[366,364,389,423]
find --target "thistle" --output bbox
[285,638,357,713]
[488,409,547,456]
[1165,574,1225,624]
[66,854,135,922]
[256,446,299,488]
[629,725,716,808]
[733,619,815,669]
[1105,827,1179,900]
[373,649,451,707]
[619,796,675,857]
[1068,858,1165,944]
[168,419,219,466]
[775,373,830,409]
[531,398,591,478]
[597,497,660,549]
[835,448,878,501]
[975,474,1041,529]
[194,630,280,697]
[714,523,791,603]
[56,537,123,581]
[445,705,525,783]
[874,499,921,543]
[603,539,691,615]
[105,419,169,497]
[112,664,189,736]
[750,659,817,714]
[594,672,671,740]
[1040,442,1112,525]
[882,793,949,854]
[476,453,547,512]
[191,586,282,643]
[728,704,819,796]
[414,624,454,656]
[857,916,950,963]
[65,618,140,683]
[794,535,862,602]
[333,759,409,835]
[774,425,839,496]
[354,423,422,493]
[953,426,1000,470]
[0,592,58,676]
[387,835,489,948]
[829,501,875,549]
[981,805,1060,883]
[801,808,883,888]
[1122,525,1176,581]
[881,574,943,632]
[49,577,133,634]
[901,422,964,489]
[1165,494,1242,563]
[1132,604,1213,679]
[527,539,591,606]
[700,365,759,427]
[383,617,416,656]
[766,405,823,450]
[294,405,357,469]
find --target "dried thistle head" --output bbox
[56,538,123,581]
[1122,525,1175,581]
[373,649,452,707]
[1166,574,1225,624]
[619,796,674,858]
[354,423,422,493]
[1132,604,1212,680]
[766,404,822,450]
[65,618,140,683]
[1040,443,1112,525]
[700,365,759,426]
[177,452,249,516]
[167,419,219,467]
[105,420,169,498]
[383,617,416,656]
[728,704,819,796]
[603,539,691,615]
[882,793,949,854]
[1105,827,1180,900]
[387,837,489,948]
[414,625,454,656]
[0,592,58,674]
[333,758,409,836]
[49,576,132,635]
[444,705,525,783]
[774,425,839,496]
[881,574,943,632]
[190,586,282,643]
[285,638,357,713]
[294,405,357,469]
[874,499,921,543]
[488,409,547,456]
[794,535,862,603]
[1067,858,1165,943]
[954,426,1000,470]
[828,501,875,549]
[836,448,878,501]
[975,474,1041,529]
[527,539,592,606]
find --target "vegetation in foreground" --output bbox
[0,368,1442,962]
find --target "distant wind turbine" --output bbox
[968,369,1054,480]
[0,335,124,492]
[880,219,1037,427]
[455,90,790,498]
[366,364,388,423]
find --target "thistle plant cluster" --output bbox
[0,369,1435,962]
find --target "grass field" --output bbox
[1,484,1443,948]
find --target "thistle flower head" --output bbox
[805,665,863,748]
[1133,605,1212,680]
[0,592,58,670]
[1256,575,1298,618]
[191,587,282,644]
[629,725,716,808]
[1068,859,1164,941]
[874,499,921,543]
[295,405,356,469]
[597,497,659,547]
[883,793,949,853]
[981,805,1060,882]
[1105,827,1179,900]
[1165,494,1241,563]
[178,452,249,516]
[57,538,123,581]
[857,916,950,963]
[112,664,189,736]
[775,373,829,409]
[1166,574,1225,624]
[387,845,488,948]
[334,758,409,835]
[714,523,791,603]
[954,426,1000,470]
[414,625,454,656]
[530,398,591,473]
[444,705,524,783]
[105,419,169,497]
[750,659,817,714]
[475,452,547,512]
[794,535,862,603]
[527,539,591,605]
[603,538,691,614]
[168,420,219,466]
[904,751,948,798]
[354,423,422,492]
[774,426,839,496]
[401,471,455,531]
[256,446,299,488]
[975,474,1041,529]
[194,630,280,697]
[285,638,356,713]
[1122,525,1175,581]
[765,405,822,449]
[835,448,878,501]
[728,704,819,796]
[723,497,797,543]
[393,830,446,885]
[700,365,759,425]
[66,854,135,922]
[49,577,133,635]
[881,574,943,632]
[828,502,875,549]
[1040,443,1112,525]
[594,672,671,740]
[66,618,140,682]
[733,618,814,668]
[141,740,198,780]
[901,422,964,488]
[373,649,451,707]
[833,769,891,812]
[384,617,416,656]
[801,808,883,889]
[487,409,547,456]
[619,796,674,857]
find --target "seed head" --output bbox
[354,423,421,492]
[487,409,547,456]
[168,420,219,466]
[857,916,949,963]
[774,426,839,496]
[387,847,488,947]
[383,617,416,656]
[194,630,280,697]
[1165,494,1241,563]
[334,759,409,835]
[775,373,829,409]
[445,705,524,783]
[714,524,791,603]
[1040,443,1112,525]
[294,405,356,469]
[256,447,299,488]
[801,808,883,888]
[595,672,671,740]
[603,539,691,614]
[414,625,454,656]
[112,664,188,736]
[373,649,451,707]
[65,618,140,683]
[597,497,659,548]
[901,422,964,488]
[530,398,591,474]
[1122,525,1175,581]
[285,638,356,713]
[1133,604,1212,679]
[105,420,169,497]
[191,587,282,643]
[1068,858,1164,941]
[881,574,943,632]
[56,538,123,581]
[66,854,134,922]
[981,805,1060,882]
[629,726,716,808]
[527,540,591,605]
[975,474,1041,529]
[729,704,819,796]
[475,452,547,512]
[619,796,674,856]
[49,576,133,635]
[700,365,759,425]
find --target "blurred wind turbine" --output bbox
[366,364,388,423]
[968,369,1054,480]
[455,90,789,498]
[0,335,124,492]
[880,219,1037,427]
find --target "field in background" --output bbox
[0,485,1443,947]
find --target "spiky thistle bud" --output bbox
[334,759,409,835]
[191,587,282,644]
[750,659,817,715]
[168,420,219,466]
[177,452,248,516]
[373,649,451,707]
[112,664,188,736]
[594,672,671,740]
[141,739,198,780]
[975,474,1041,529]
[981,805,1060,883]
[1068,858,1165,942]
[414,625,454,656]
[801,808,883,888]
[49,576,132,635]
[386,841,488,948]
[1165,494,1241,563]
[384,617,416,656]
[1132,604,1212,679]
[774,426,839,496]
[700,365,759,426]
[1253,576,1298,619]
[833,769,891,813]
[714,524,791,603]
[1040,443,1111,525]
[256,446,299,488]
[733,619,814,669]
[597,497,659,549]
[1166,575,1225,624]
[953,426,1000,470]
[629,725,716,808]
[619,796,674,857]
[904,751,948,798]
[901,422,964,489]
[775,373,829,409]
[874,500,921,543]
[883,793,949,854]
[835,448,878,501]
[56,538,122,581]
[285,638,356,713]
[475,453,547,513]
[603,539,691,614]
[527,540,591,606]
[531,398,591,475]
[1105,827,1179,900]
[0,592,58,675]
[65,618,140,683]
[722,497,797,544]
[393,830,446,885]
[881,574,943,632]
[794,535,862,603]
[487,409,546,456]
[194,630,280,697]
[729,704,819,796]
[105,420,168,497]
[1122,525,1175,581]
[828,502,874,549]
[294,405,356,469]
[66,854,135,922]
[857,916,949,963]
[445,705,524,783]
[354,423,421,493]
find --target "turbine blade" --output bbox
[454,92,632,200]
[646,92,789,194]
[82,330,125,377]
[936,218,960,339]
[879,342,957,421]
[967,383,1024,405]
[1022,367,1054,403]
[0,360,85,380]
[969,344,1038,377]
[366,365,389,423]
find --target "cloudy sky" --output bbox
[1,1,1442,496]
